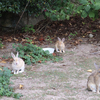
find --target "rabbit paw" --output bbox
[63,50,65,53]
[59,50,62,53]
[92,90,96,93]
[14,70,19,74]
[97,91,100,94]
[12,70,14,72]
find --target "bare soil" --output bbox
[1,38,100,100]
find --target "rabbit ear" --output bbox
[62,38,65,42]
[58,37,61,41]
[16,52,19,57]
[11,52,15,59]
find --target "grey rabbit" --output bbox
[87,63,100,94]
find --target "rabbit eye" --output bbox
[19,69,21,71]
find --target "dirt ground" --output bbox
[0,37,100,100]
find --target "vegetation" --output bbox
[0,0,100,21]
[0,38,4,48]
[22,25,35,33]
[13,43,62,65]
[76,0,100,19]
[0,67,22,99]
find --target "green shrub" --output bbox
[13,43,62,65]
[75,0,100,19]
[22,25,35,33]
[0,0,76,20]
[0,38,4,48]
[1,0,99,22]
[0,67,22,99]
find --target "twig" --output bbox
[90,51,100,55]
[34,19,48,33]
[39,21,51,32]
[34,18,51,33]
[14,0,30,33]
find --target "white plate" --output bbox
[42,48,54,54]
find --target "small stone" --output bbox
[89,34,93,38]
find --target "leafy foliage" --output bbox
[45,36,52,43]
[0,67,22,99]
[75,0,100,19]
[22,25,35,33]
[0,0,100,21]
[68,32,78,40]
[0,38,4,48]
[13,43,62,65]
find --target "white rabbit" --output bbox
[55,37,65,53]
[11,52,25,74]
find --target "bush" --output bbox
[75,0,100,19]
[0,0,100,21]
[0,38,4,48]
[13,43,62,65]
[0,67,22,99]
[0,0,76,21]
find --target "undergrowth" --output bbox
[0,38,4,48]
[0,67,22,99]
[13,43,62,65]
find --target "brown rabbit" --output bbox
[55,37,65,53]
[87,63,100,94]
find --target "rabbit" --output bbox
[55,37,65,53]
[87,63,100,94]
[11,52,25,74]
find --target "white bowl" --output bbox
[42,48,54,54]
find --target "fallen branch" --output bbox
[34,18,51,33]
[14,0,30,33]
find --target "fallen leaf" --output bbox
[14,38,18,41]
[60,24,64,26]
[78,39,82,42]
[19,84,23,89]
[39,37,44,41]
[52,53,56,56]
[75,40,79,45]
[83,36,85,38]
[0,68,2,71]
[31,41,34,44]
[22,39,26,42]
[38,60,41,63]
[87,69,92,72]
[0,60,6,63]
[7,39,12,42]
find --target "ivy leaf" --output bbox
[81,11,87,18]
[94,3,100,10]
[85,5,90,11]
[89,11,95,18]
[79,0,88,5]
[66,15,70,20]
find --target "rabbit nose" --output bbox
[16,63,18,65]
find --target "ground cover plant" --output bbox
[13,43,62,65]
[0,38,4,48]
[0,67,22,99]
[1,43,100,100]
[1,7,100,99]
